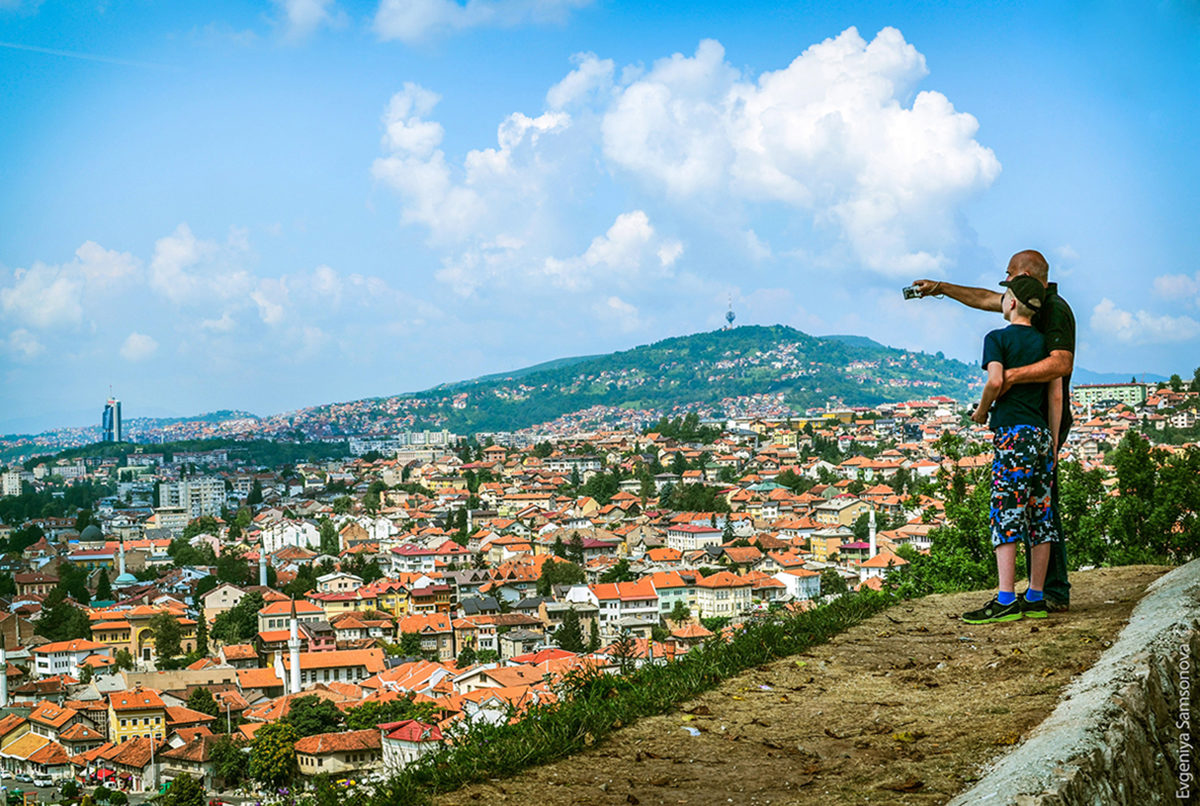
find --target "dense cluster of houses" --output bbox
[0,388,1194,793]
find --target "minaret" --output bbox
[118,536,127,579]
[0,637,8,708]
[868,508,877,559]
[288,599,301,695]
[258,550,267,588]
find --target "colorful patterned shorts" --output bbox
[990,424,1060,548]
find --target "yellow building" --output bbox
[108,688,167,744]
[90,606,197,666]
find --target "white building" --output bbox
[158,477,227,518]
[772,568,822,600]
[32,640,112,678]
[260,519,320,554]
[665,524,723,553]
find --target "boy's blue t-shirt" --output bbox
[981,323,1049,429]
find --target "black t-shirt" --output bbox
[1032,283,1075,436]
[982,324,1048,429]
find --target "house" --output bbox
[32,640,112,679]
[159,734,226,790]
[108,687,167,744]
[295,729,382,779]
[772,568,822,601]
[694,572,752,620]
[379,720,443,772]
[201,583,247,624]
[278,648,387,689]
[858,550,909,583]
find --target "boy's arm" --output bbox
[1047,376,1064,454]
[972,361,1005,424]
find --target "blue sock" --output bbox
[1025,588,1044,602]
[997,590,1016,606]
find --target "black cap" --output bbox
[999,274,1045,310]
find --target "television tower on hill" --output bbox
[725,297,736,330]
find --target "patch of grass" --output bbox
[367,590,892,805]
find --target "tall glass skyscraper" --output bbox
[103,397,122,442]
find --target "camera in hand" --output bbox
[902,284,921,300]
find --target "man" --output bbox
[912,249,1075,610]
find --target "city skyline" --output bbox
[2,1,1198,432]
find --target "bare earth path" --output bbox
[437,565,1170,806]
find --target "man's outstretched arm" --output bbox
[912,279,1003,313]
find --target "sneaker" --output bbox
[962,597,1023,624]
[1021,594,1049,619]
[1045,598,1070,613]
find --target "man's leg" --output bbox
[1042,457,1070,607]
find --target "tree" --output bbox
[249,722,299,787]
[150,612,182,661]
[669,600,691,623]
[114,648,133,670]
[456,646,478,667]
[343,695,439,730]
[35,597,92,642]
[211,734,249,787]
[820,568,848,597]
[216,549,250,585]
[160,772,204,806]
[79,663,94,685]
[247,479,263,507]
[598,559,635,584]
[1170,373,1184,392]
[187,687,219,718]
[333,495,352,515]
[553,607,585,653]
[0,572,15,598]
[211,591,264,644]
[284,694,346,737]
[609,628,638,673]
[109,791,128,806]
[536,559,585,596]
[587,618,600,652]
[552,535,566,558]
[1191,366,1200,393]
[74,509,94,532]
[94,569,113,601]
[398,632,424,657]
[319,517,339,556]
[567,532,585,566]
[60,781,79,799]
[195,612,209,657]
[194,573,219,601]
[182,516,220,540]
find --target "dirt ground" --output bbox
[437,565,1170,806]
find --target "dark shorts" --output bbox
[990,424,1060,548]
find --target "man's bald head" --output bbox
[1007,250,1050,285]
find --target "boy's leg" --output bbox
[996,542,1018,596]
[1029,541,1051,591]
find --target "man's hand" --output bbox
[1000,368,1015,397]
[970,405,988,425]
[912,279,942,298]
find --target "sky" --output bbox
[1,0,1198,433]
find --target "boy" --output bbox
[963,274,1063,624]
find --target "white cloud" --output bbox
[74,240,140,283]
[542,211,681,291]
[1090,298,1200,344]
[3,329,44,361]
[272,0,343,40]
[120,331,159,361]
[374,0,591,44]
[599,30,999,276]
[547,52,614,109]
[200,312,237,333]
[376,27,998,306]
[0,263,83,329]
[594,295,640,332]
[1152,271,1200,303]
[148,223,254,305]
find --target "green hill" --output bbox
[289,325,981,434]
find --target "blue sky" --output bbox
[2,0,1198,432]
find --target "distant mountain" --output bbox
[282,325,984,435]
